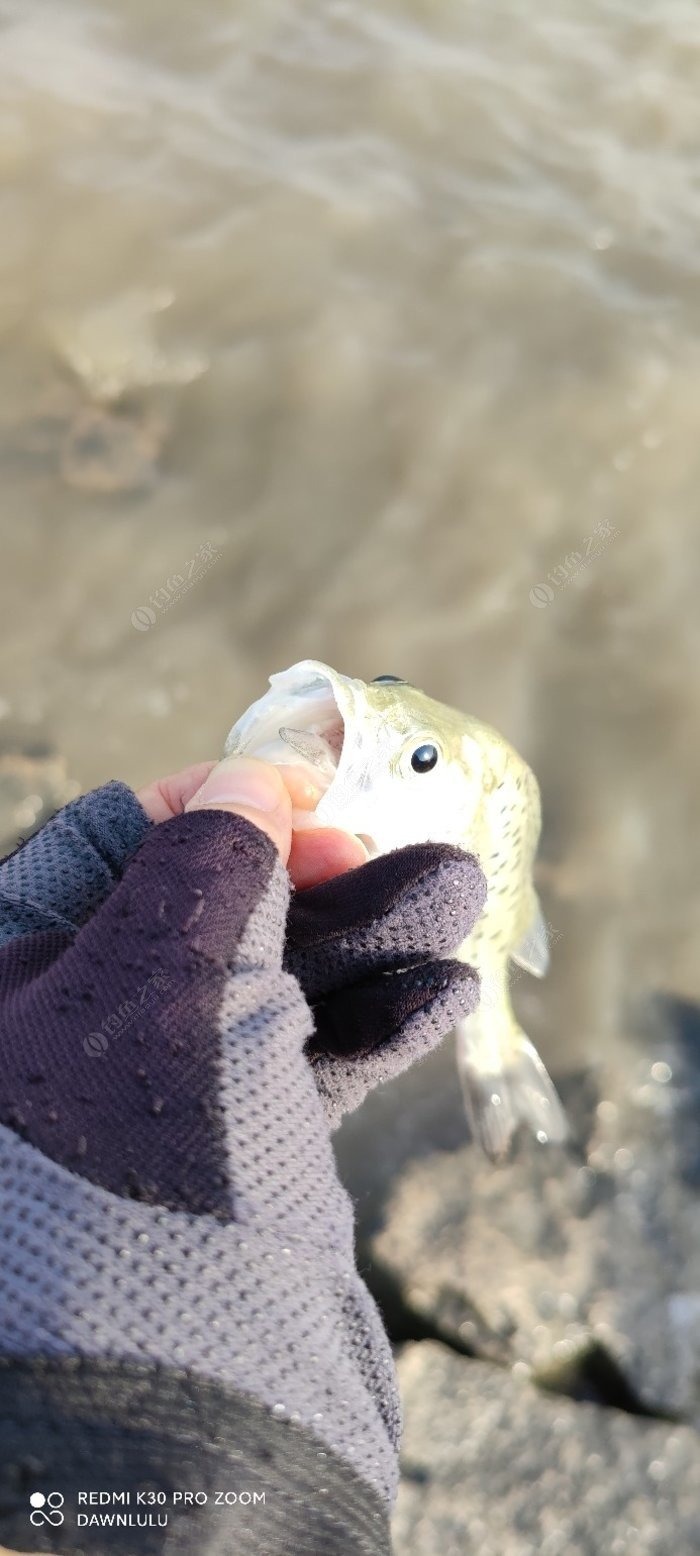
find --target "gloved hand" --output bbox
[286,845,484,1126]
[0,766,485,1556]
[0,764,486,1136]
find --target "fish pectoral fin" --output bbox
[456,1020,568,1162]
[278,727,338,778]
[511,894,549,978]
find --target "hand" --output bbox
[138,758,487,1128]
[0,761,487,1551]
[285,841,486,1125]
[137,756,369,889]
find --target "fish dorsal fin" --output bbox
[511,895,549,977]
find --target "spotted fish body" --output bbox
[226,661,567,1159]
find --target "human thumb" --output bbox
[184,755,293,863]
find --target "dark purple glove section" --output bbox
[285,843,486,1122]
[0,812,486,1211]
[0,811,278,1217]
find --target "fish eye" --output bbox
[411,743,439,774]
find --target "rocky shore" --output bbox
[335,1004,700,1553]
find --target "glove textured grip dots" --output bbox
[285,840,486,995]
[0,802,403,1512]
[0,1358,392,1555]
[0,811,283,1215]
[285,840,486,1126]
[0,778,152,946]
[0,787,487,1529]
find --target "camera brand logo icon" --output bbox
[29,1491,65,1527]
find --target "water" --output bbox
[1,0,700,1080]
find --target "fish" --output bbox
[225,660,568,1160]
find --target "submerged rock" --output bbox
[0,290,206,494]
[2,377,167,495]
[59,403,165,494]
[393,1342,700,1556]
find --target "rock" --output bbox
[1,288,205,494]
[0,377,167,494]
[59,403,166,494]
[393,1341,700,1556]
[364,1012,700,1424]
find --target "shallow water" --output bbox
[1,0,700,1082]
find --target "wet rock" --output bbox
[2,289,205,493]
[393,1342,700,1556]
[1,377,167,494]
[59,403,165,494]
[363,1012,700,1425]
[2,380,78,463]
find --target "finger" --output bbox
[275,764,370,885]
[276,763,325,812]
[0,781,151,945]
[285,843,487,998]
[308,960,481,1129]
[306,958,480,1061]
[184,756,293,863]
[287,827,369,890]
[138,761,218,823]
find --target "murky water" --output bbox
[1,0,700,1082]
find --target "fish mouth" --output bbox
[225,658,377,843]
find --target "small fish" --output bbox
[225,660,567,1160]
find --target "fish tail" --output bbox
[456,1018,568,1163]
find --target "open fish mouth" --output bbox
[224,658,377,841]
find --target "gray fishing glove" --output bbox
[0,785,485,1556]
[285,845,485,1126]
